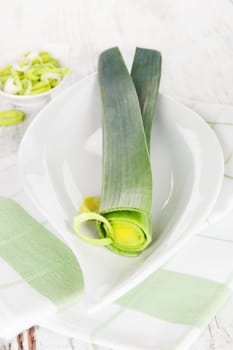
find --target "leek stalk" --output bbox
[74,47,161,256]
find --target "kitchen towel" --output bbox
[0,197,233,350]
[0,102,233,350]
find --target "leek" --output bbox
[131,48,161,150]
[96,47,152,256]
[74,47,161,256]
[0,51,70,96]
[0,110,25,126]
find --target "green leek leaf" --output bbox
[74,47,161,256]
[131,47,161,151]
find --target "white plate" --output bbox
[18,74,223,311]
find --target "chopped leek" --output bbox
[74,47,161,256]
[80,196,100,213]
[21,79,32,95]
[0,51,70,96]
[3,77,20,94]
[0,110,25,126]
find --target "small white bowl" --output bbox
[0,49,70,106]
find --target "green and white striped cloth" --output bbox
[0,101,233,349]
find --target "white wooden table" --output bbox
[0,0,233,348]
[0,296,233,349]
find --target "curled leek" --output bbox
[0,51,70,96]
[74,47,161,256]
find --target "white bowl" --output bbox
[18,73,224,311]
[0,48,70,106]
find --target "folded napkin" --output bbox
[1,102,233,350]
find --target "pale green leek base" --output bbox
[97,210,152,256]
[74,198,152,257]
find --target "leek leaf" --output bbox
[131,47,161,151]
[74,47,161,256]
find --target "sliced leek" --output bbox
[74,47,161,256]
[0,51,70,96]
[0,110,25,126]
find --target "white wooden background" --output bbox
[0,0,233,348]
[1,298,233,349]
